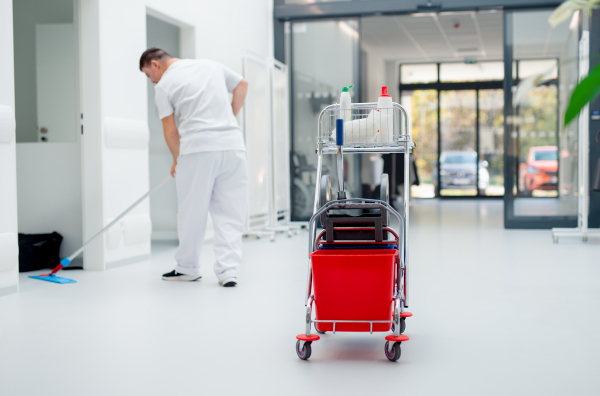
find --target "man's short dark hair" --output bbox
[139,48,172,71]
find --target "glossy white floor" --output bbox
[2,200,600,395]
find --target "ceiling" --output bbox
[361,9,573,64]
[361,11,504,63]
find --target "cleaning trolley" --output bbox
[295,87,414,362]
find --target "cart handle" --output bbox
[314,226,400,252]
[308,199,405,256]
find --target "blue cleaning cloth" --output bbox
[29,274,77,284]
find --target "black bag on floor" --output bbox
[18,232,63,272]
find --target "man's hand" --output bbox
[171,160,177,178]
[232,79,248,117]
[162,115,180,177]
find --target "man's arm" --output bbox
[231,79,248,117]
[161,114,180,177]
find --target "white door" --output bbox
[35,23,77,143]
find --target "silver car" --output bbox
[439,151,489,194]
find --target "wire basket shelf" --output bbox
[317,102,413,154]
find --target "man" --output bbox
[140,48,249,287]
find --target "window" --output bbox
[401,64,438,84]
[440,61,504,82]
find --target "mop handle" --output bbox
[62,175,172,266]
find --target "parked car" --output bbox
[524,146,558,195]
[439,151,489,194]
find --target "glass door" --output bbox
[504,9,580,227]
[402,90,438,199]
[288,19,360,220]
[400,61,504,198]
[479,89,505,196]
[439,90,478,196]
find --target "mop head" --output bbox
[29,274,77,284]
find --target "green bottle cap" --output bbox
[341,85,354,92]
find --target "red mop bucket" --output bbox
[311,248,397,332]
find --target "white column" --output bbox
[0,0,19,295]
[79,0,151,270]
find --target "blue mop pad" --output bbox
[29,274,77,284]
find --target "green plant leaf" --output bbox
[565,62,600,126]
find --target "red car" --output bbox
[525,146,558,194]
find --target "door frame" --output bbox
[502,9,578,228]
[288,17,362,221]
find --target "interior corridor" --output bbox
[1,200,599,395]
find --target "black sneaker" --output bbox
[219,277,237,287]
[161,270,202,282]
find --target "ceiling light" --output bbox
[478,8,502,14]
[438,11,472,16]
[411,12,437,17]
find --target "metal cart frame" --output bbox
[296,102,415,361]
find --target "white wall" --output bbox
[146,15,180,240]
[78,0,272,269]
[385,60,401,103]
[16,144,83,260]
[99,0,150,266]
[144,0,271,71]
[0,0,19,294]
[362,49,387,102]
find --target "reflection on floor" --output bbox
[1,200,599,395]
[412,183,504,198]
[514,196,578,216]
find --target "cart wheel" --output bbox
[400,317,406,334]
[385,341,401,362]
[296,340,312,360]
[314,323,326,334]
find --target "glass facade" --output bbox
[288,19,360,220]
[281,8,586,227]
[399,63,504,198]
[505,9,580,225]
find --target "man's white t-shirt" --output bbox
[154,59,245,155]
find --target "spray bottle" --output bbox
[340,85,354,123]
[374,86,393,143]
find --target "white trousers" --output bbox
[174,150,248,280]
